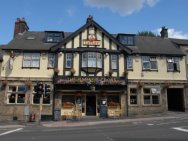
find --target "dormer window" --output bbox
[45,31,63,43]
[118,34,135,46]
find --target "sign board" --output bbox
[24,106,30,116]
[83,34,101,46]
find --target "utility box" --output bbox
[54,109,61,121]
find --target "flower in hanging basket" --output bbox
[1,80,8,89]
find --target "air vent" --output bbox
[26,36,35,40]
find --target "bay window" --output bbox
[82,52,102,73]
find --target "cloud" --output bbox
[65,7,76,17]
[83,0,159,16]
[155,28,188,39]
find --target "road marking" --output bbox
[0,128,23,136]
[173,127,188,133]
[147,123,154,126]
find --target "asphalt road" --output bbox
[0,117,188,141]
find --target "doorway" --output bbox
[86,95,96,115]
[167,88,185,111]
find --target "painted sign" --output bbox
[83,34,101,46]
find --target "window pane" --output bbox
[33,95,40,104]
[130,88,137,94]
[127,56,133,69]
[144,96,151,104]
[119,36,127,44]
[17,94,25,103]
[128,36,134,45]
[8,86,17,92]
[9,94,16,103]
[111,55,117,69]
[43,95,50,104]
[32,53,40,59]
[31,60,39,67]
[18,86,27,93]
[167,62,174,71]
[48,54,55,68]
[152,95,159,104]
[66,53,72,68]
[130,95,137,104]
[150,61,157,70]
[144,88,150,94]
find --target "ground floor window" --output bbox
[129,88,137,105]
[62,95,75,108]
[107,95,120,108]
[32,90,51,105]
[143,88,160,105]
[7,85,27,104]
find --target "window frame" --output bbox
[143,88,160,105]
[127,56,133,70]
[7,85,27,104]
[65,53,73,68]
[142,56,158,71]
[129,88,138,105]
[32,89,51,105]
[111,54,118,70]
[48,53,55,68]
[167,57,180,72]
[45,32,62,43]
[22,53,40,69]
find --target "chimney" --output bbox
[160,26,168,38]
[86,15,93,23]
[14,17,29,37]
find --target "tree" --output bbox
[137,31,157,37]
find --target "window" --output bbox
[167,57,180,72]
[7,85,27,104]
[46,32,63,43]
[127,56,133,70]
[23,53,40,68]
[107,95,120,107]
[32,91,51,105]
[186,51,188,64]
[111,55,117,70]
[118,35,135,46]
[65,53,73,68]
[142,56,157,70]
[82,52,102,68]
[143,88,160,105]
[48,53,55,68]
[130,88,137,105]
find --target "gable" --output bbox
[50,17,132,54]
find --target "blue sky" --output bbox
[0,0,188,44]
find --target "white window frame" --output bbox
[7,85,27,104]
[127,56,133,70]
[143,88,160,105]
[111,54,118,70]
[82,52,102,68]
[167,57,180,72]
[23,53,40,68]
[65,53,73,68]
[142,56,157,71]
[48,53,55,68]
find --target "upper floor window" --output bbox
[142,56,157,71]
[45,32,63,43]
[118,34,135,46]
[23,53,40,68]
[127,56,133,70]
[48,53,55,68]
[167,57,180,72]
[65,53,73,68]
[82,52,102,68]
[111,54,118,70]
[7,85,27,104]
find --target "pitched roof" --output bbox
[170,38,188,45]
[129,36,185,56]
[1,32,57,51]
[50,18,132,54]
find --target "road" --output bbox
[0,117,188,141]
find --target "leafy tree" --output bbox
[137,31,157,37]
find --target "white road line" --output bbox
[173,127,188,133]
[0,128,23,136]
[147,124,154,126]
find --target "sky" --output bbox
[0,0,188,44]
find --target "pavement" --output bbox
[0,111,188,128]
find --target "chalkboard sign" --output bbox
[54,109,61,121]
[100,105,107,118]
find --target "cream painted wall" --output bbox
[119,55,125,77]
[128,56,187,80]
[1,52,54,78]
[58,52,64,76]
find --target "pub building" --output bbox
[0,16,187,121]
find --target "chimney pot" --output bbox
[160,26,168,38]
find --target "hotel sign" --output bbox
[83,34,101,46]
